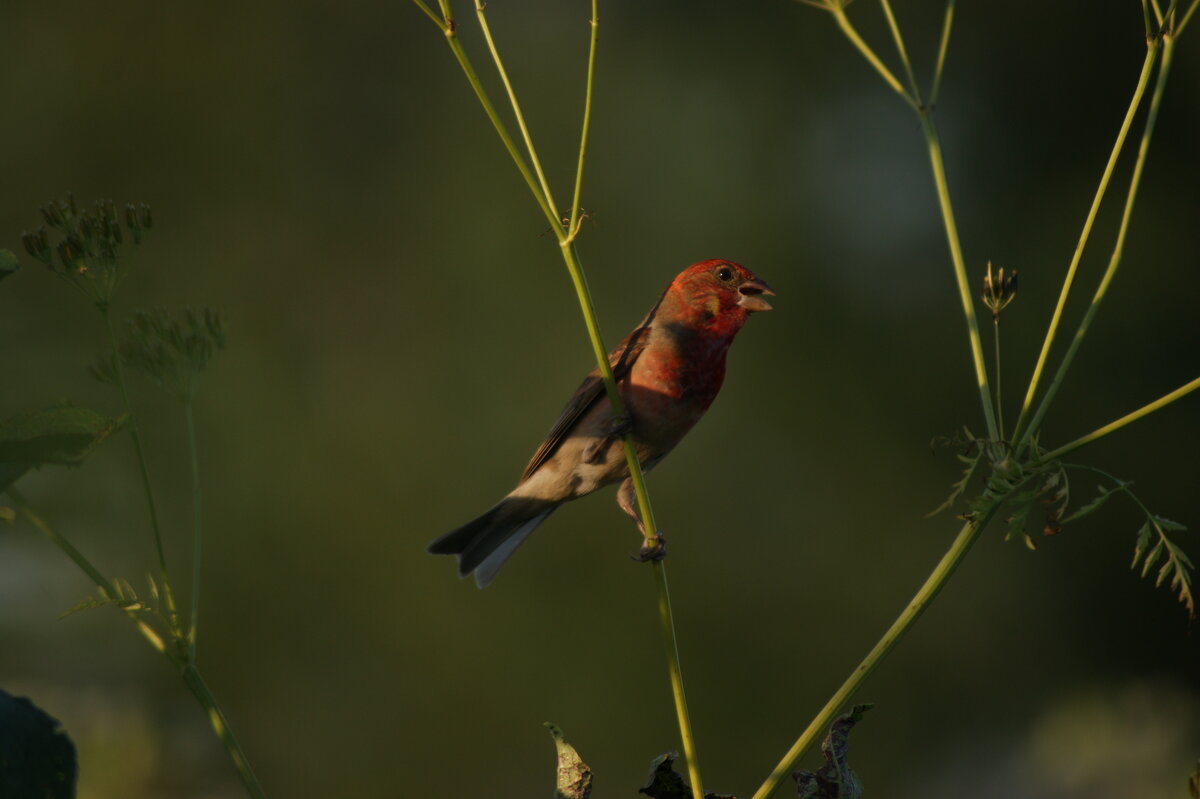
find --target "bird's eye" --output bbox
[716,266,734,282]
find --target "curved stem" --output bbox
[751,506,999,799]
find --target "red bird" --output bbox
[428,259,774,586]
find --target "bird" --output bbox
[428,259,774,587]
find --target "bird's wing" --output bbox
[518,297,662,485]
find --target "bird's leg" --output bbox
[582,412,633,464]
[617,477,666,561]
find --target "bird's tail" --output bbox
[427,496,559,587]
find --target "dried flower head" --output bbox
[982,261,1018,321]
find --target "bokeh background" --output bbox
[1,1,1198,797]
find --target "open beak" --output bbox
[737,279,775,312]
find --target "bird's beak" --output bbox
[737,279,775,312]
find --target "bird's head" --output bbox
[666,260,775,328]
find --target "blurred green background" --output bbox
[1,1,1198,797]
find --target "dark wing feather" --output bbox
[518,298,662,484]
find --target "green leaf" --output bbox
[1131,521,1153,569]
[793,704,873,799]
[1062,484,1117,524]
[545,723,592,799]
[0,249,19,282]
[0,406,128,490]
[0,688,77,799]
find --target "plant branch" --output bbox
[750,505,1000,799]
[1016,35,1170,451]
[878,0,922,102]
[181,664,266,799]
[566,0,600,242]
[828,6,918,111]
[1010,43,1159,447]
[930,0,955,107]
[1036,375,1200,464]
[475,0,563,224]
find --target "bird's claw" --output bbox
[632,531,667,562]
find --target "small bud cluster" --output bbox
[982,261,1018,321]
[20,194,153,308]
[93,307,227,402]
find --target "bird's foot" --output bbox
[632,531,667,562]
[583,413,634,464]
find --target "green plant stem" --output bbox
[102,308,180,631]
[1037,375,1200,463]
[9,488,264,796]
[1010,44,1159,448]
[7,488,170,653]
[185,401,203,661]
[829,7,918,111]
[567,0,600,241]
[878,0,921,100]
[422,6,704,794]
[654,561,704,799]
[992,320,1004,438]
[474,0,562,223]
[929,0,955,107]
[826,6,998,441]
[918,111,999,441]
[181,664,266,799]
[429,4,564,235]
[750,505,999,799]
[1015,35,1169,452]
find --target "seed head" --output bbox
[982,261,1018,321]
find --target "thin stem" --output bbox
[654,561,704,799]
[475,0,562,225]
[411,0,443,29]
[829,7,919,111]
[878,0,922,103]
[1009,44,1158,447]
[992,320,1004,438]
[6,488,168,655]
[824,7,997,440]
[435,11,565,235]
[567,0,600,242]
[1180,0,1200,35]
[103,308,180,632]
[930,0,955,107]
[181,664,267,799]
[1037,375,1200,464]
[185,402,203,661]
[751,506,1000,799]
[418,6,703,791]
[1017,36,1169,451]
[919,112,1000,441]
